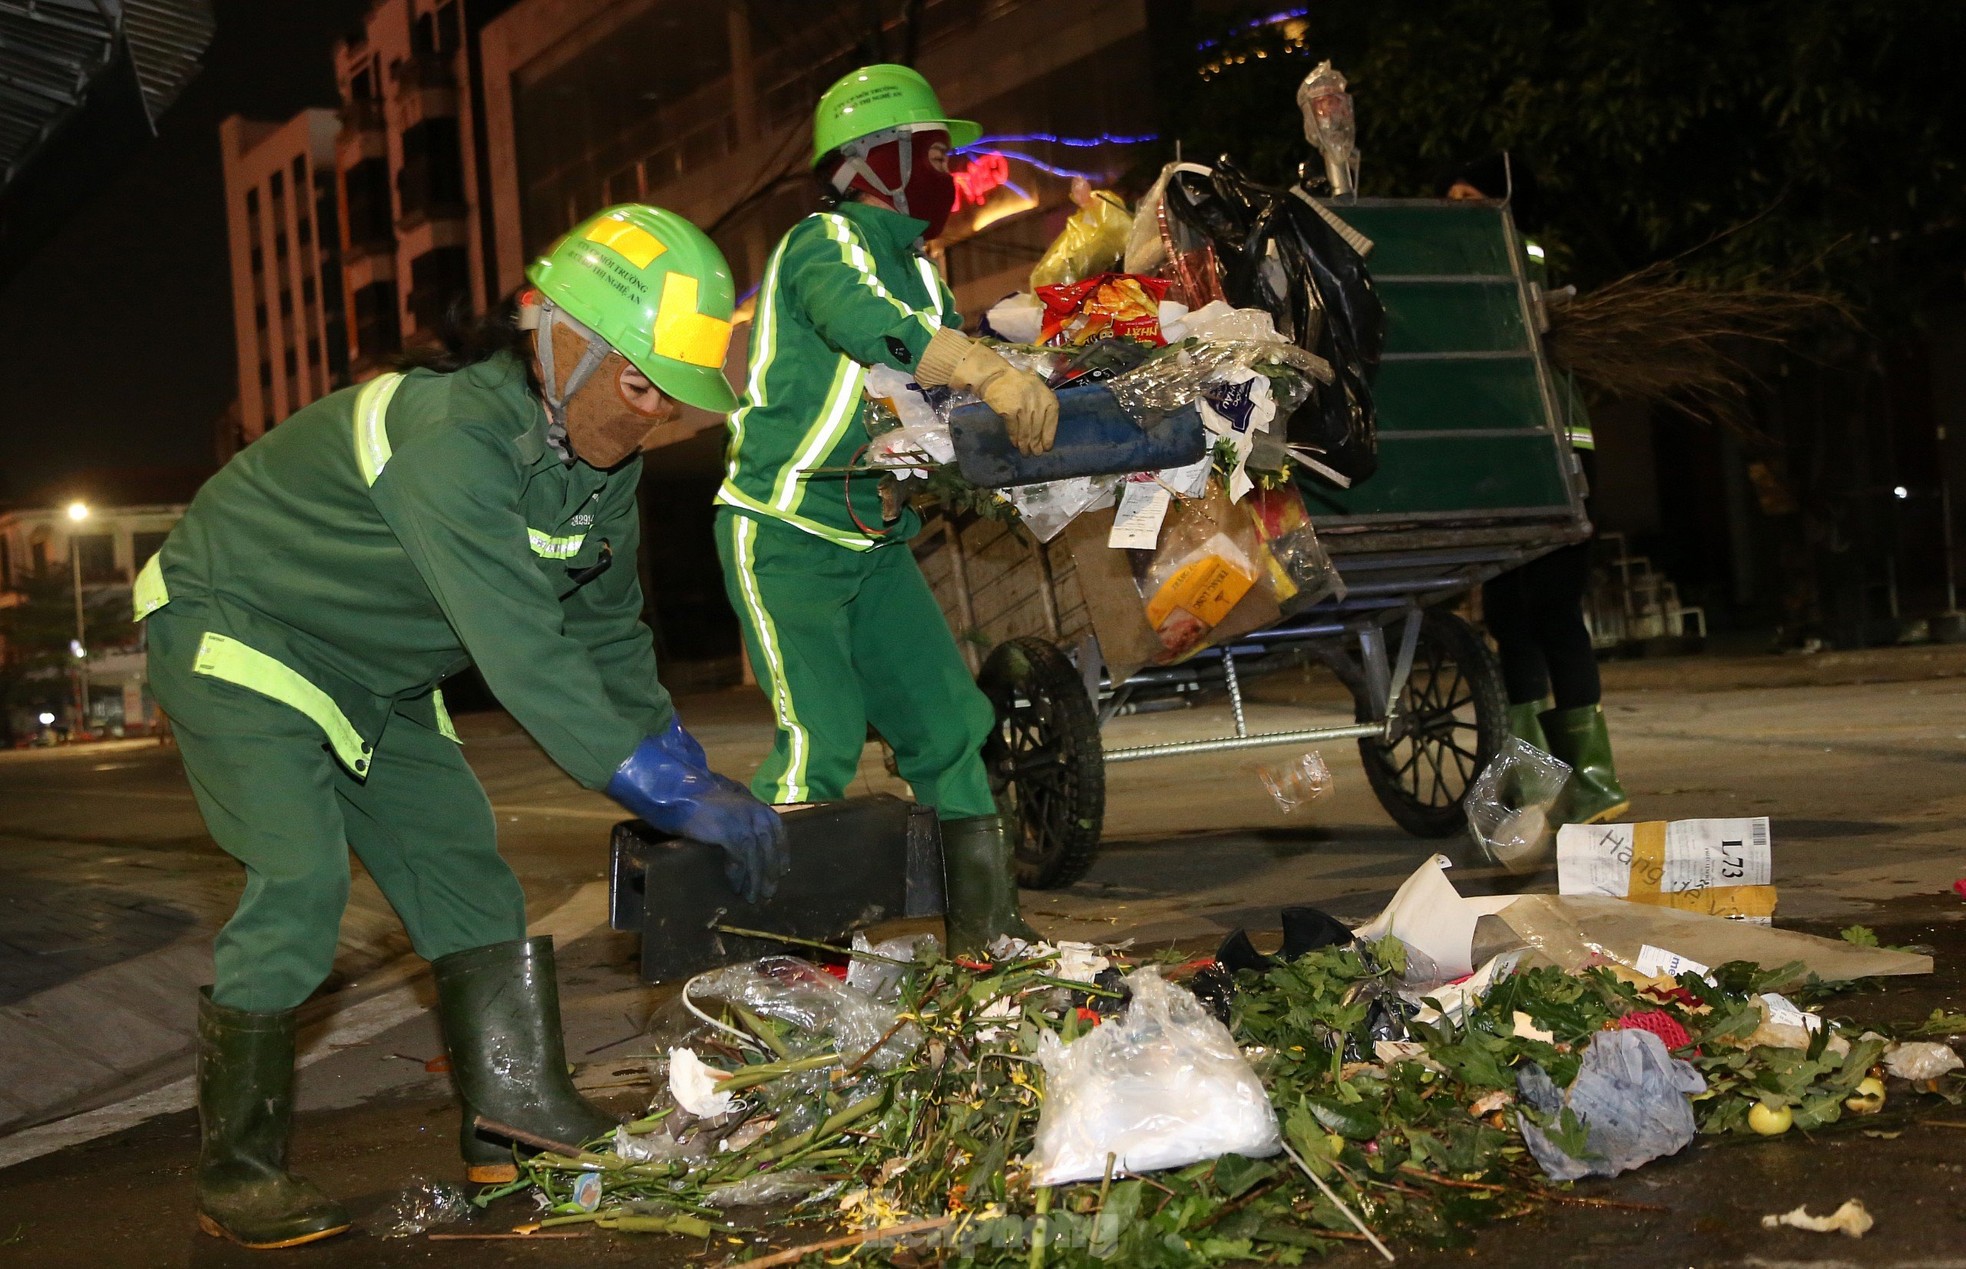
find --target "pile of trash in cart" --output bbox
[449,859,1961,1263]
[854,64,1387,666]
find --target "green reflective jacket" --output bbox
[140,353,672,788]
[717,200,960,549]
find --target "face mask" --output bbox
[545,325,670,469]
[842,128,956,239]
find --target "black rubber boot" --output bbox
[1540,703,1632,825]
[433,936,620,1183]
[941,814,1039,955]
[194,989,351,1249]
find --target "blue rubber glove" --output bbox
[650,715,761,804]
[606,730,788,904]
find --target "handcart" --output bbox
[913,198,1589,888]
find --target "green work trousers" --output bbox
[147,607,526,1013]
[715,508,997,819]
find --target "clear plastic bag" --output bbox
[1132,479,1265,661]
[1465,738,1572,874]
[1004,474,1122,542]
[1107,338,1330,421]
[1030,180,1133,289]
[1258,750,1333,812]
[376,1177,472,1238]
[845,932,939,1002]
[685,957,919,1071]
[1244,484,1343,610]
[1028,967,1281,1184]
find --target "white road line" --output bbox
[0,881,611,1171]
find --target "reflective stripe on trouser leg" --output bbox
[337,712,525,964]
[714,510,873,805]
[853,541,1000,819]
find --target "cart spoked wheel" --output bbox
[1357,609,1509,837]
[978,636,1105,889]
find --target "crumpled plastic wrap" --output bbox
[1465,738,1573,874]
[1107,338,1330,420]
[1516,1028,1707,1182]
[1005,474,1122,542]
[702,1170,835,1209]
[687,957,920,1072]
[1258,750,1333,812]
[1244,483,1343,611]
[1028,966,1281,1184]
[845,932,940,1002]
[376,1177,472,1238]
[1030,180,1134,289]
[1884,1040,1964,1081]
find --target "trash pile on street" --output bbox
[475,871,1963,1263]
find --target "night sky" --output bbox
[0,1,369,505]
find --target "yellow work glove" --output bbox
[915,328,1059,455]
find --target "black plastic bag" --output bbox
[1161,161,1383,486]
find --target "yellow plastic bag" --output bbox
[1030,180,1133,290]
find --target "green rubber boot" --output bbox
[433,936,620,1183]
[194,989,351,1249]
[1539,704,1631,825]
[941,815,1040,955]
[1506,700,1550,753]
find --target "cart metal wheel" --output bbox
[1356,609,1509,837]
[978,636,1105,889]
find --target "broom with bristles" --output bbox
[1542,259,1849,444]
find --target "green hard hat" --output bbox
[525,204,739,413]
[810,63,981,168]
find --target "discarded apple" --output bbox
[1844,1077,1886,1114]
[1749,1102,1793,1135]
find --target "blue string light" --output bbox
[1196,6,1311,52]
[966,147,1104,182]
[967,131,1160,149]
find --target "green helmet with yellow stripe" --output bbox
[525,204,739,413]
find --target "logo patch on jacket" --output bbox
[885,336,913,365]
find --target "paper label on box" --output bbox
[1107,480,1172,549]
[1632,944,1712,980]
[1558,817,1775,922]
[1144,552,1256,630]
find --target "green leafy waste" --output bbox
[486,941,1959,1265]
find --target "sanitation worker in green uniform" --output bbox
[716,65,1057,952]
[140,205,787,1249]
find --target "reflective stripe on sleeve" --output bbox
[527,529,587,559]
[353,372,409,487]
[133,553,170,620]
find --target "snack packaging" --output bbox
[1038,272,1171,348]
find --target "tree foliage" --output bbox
[1180,0,1965,323]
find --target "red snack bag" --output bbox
[1037,272,1170,347]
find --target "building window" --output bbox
[396,117,466,227]
[301,275,316,305]
[254,302,267,330]
[352,280,402,361]
[343,157,394,250]
[275,231,288,260]
[245,187,259,217]
[270,170,284,198]
[259,360,273,386]
[284,348,298,377]
[291,156,307,191]
[351,67,374,101]
[131,531,169,570]
[307,338,321,365]
[250,246,263,274]
[407,246,471,332]
[298,215,312,247]
[436,2,460,55]
[72,533,116,583]
[278,289,293,316]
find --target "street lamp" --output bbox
[67,502,89,737]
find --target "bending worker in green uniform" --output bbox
[139,205,786,1249]
[717,65,1056,951]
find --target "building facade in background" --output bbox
[0,500,188,741]
[218,111,349,444]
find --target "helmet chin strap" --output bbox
[518,295,612,461]
[830,123,937,218]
